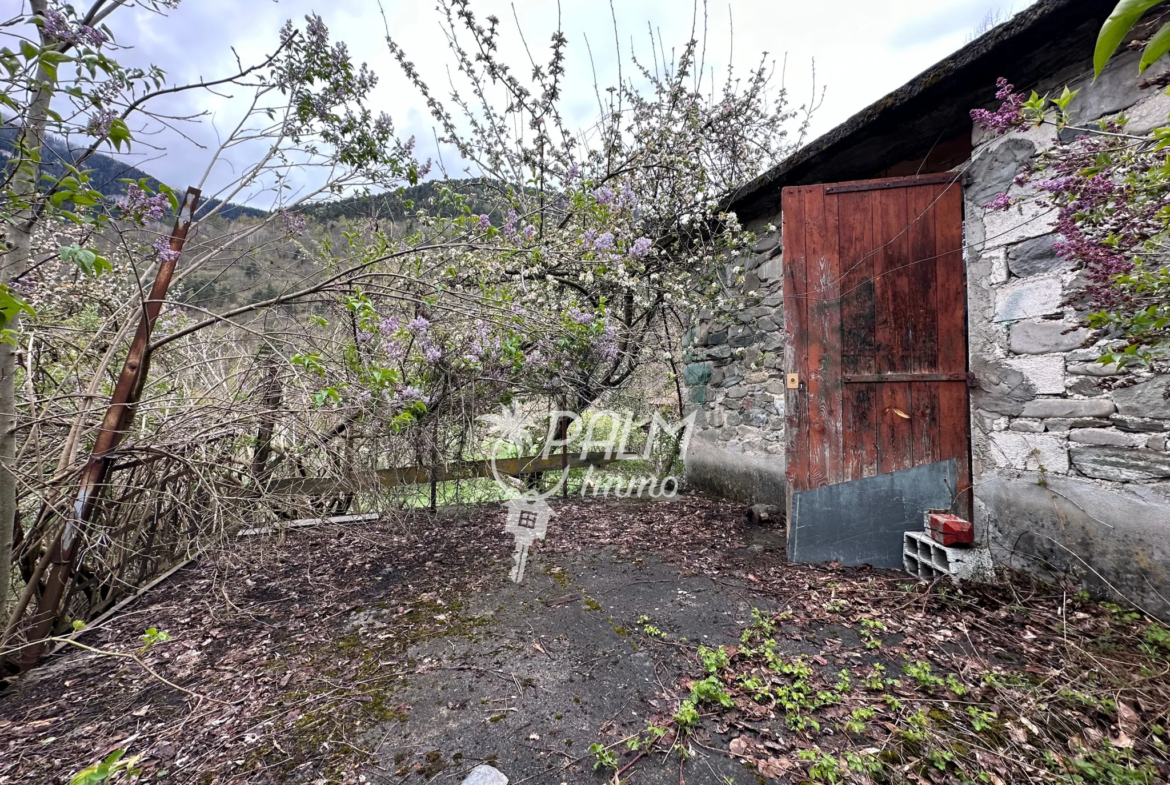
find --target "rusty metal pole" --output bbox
[19,188,200,669]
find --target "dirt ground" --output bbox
[2,494,1169,785]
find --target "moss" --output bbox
[488,712,508,722]
[584,597,602,612]
[420,750,447,778]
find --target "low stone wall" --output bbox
[965,52,1170,616]
[681,219,787,508]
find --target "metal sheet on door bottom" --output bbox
[789,460,958,568]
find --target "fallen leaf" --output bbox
[729,736,750,757]
[757,756,792,779]
[1117,701,1139,735]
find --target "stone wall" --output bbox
[681,221,787,507]
[964,51,1170,615]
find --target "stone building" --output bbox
[683,0,1170,616]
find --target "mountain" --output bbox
[0,126,266,221]
[302,178,512,223]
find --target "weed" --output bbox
[587,743,618,772]
[674,699,700,731]
[903,660,945,690]
[859,618,886,649]
[698,644,730,674]
[690,676,734,708]
[967,706,997,732]
[844,707,876,734]
[799,748,842,784]
[69,750,142,785]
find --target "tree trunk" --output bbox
[0,0,53,622]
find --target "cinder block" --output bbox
[903,531,993,582]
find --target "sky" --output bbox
[35,0,1038,202]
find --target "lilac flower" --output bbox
[569,308,594,325]
[566,164,579,181]
[424,344,442,362]
[356,330,374,343]
[522,225,536,241]
[477,214,491,229]
[593,186,616,206]
[306,14,329,46]
[379,316,400,335]
[619,183,637,208]
[43,9,107,47]
[502,210,519,239]
[983,193,1014,211]
[384,339,406,360]
[593,232,615,252]
[1036,177,1075,195]
[394,385,429,405]
[629,237,653,259]
[970,77,1026,134]
[282,211,307,237]
[407,316,430,333]
[86,109,115,138]
[152,237,180,263]
[580,229,597,246]
[119,184,168,223]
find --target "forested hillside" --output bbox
[0,126,266,220]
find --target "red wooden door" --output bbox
[782,173,970,516]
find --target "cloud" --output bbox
[35,0,1040,203]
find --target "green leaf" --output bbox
[1095,0,1167,78]
[1141,20,1170,71]
[0,285,36,329]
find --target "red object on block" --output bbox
[927,513,974,547]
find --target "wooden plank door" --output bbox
[782,172,970,520]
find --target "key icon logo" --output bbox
[504,496,554,582]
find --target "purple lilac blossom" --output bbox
[152,237,180,263]
[569,308,594,325]
[384,340,406,360]
[43,9,107,47]
[970,78,1026,134]
[119,184,168,223]
[87,109,116,138]
[983,193,1014,211]
[629,237,652,259]
[503,210,519,240]
[477,214,491,229]
[593,232,615,252]
[379,316,400,335]
[423,343,442,362]
[407,316,430,333]
[356,330,373,343]
[566,164,579,181]
[522,225,536,241]
[394,385,429,406]
[593,187,616,206]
